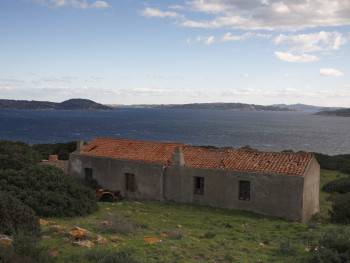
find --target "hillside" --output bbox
[134,102,296,111]
[315,108,350,117]
[273,103,343,112]
[0,99,114,111]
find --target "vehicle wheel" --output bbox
[101,194,113,202]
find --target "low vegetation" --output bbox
[0,165,99,217]
[0,191,40,237]
[33,141,77,160]
[0,140,42,170]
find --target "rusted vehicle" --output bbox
[94,189,123,202]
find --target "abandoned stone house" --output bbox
[69,137,320,223]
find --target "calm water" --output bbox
[1,108,350,155]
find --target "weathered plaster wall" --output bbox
[301,156,320,223]
[164,166,305,222]
[69,153,164,200]
[69,153,320,222]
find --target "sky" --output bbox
[1,0,350,107]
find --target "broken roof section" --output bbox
[80,138,314,176]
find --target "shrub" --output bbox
[83,248,140,263]
[322,176,350,194]
[203,232,216,239]
[0,140,41,170]
[0,165,99,217]
[329,193,350,224]
[32,142,77,160]
[306,228,350,263]
[276,240,297,256]
[0,231,53,263]
[314,153,350,174]
[0,191,40,236]
[98,212,136,234]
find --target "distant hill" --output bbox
[273,103,343,112]
[134,103,295,112]
[315,108,350,117]
[0,99,114,111]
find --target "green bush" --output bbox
[306,228,350,263]
[0,231,53,263]
[329,193,350,224]
[0,165,99,217]
[32,142,76,160]
[276,240,298,256]
[314,153,350,174]
[82,248,140,263]
[0,140,42,170]
[0,191,40,236]
[322,176,350,194]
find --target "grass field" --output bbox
[39,169,349,263]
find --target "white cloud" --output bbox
[319,68,344,77]
[187,35,216,45]
[141,0,350,31]
[169,5,185,10]
[91,1,110,9]
[146,74,183,80]
[281,73,298,78]
[30,0,110,9]
[241,73,249,78]
[274,31,347,53]
[140,7,182,18]
[274,52,319,62]
[221,32,254,41]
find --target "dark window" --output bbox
[85,168,92,181]
[125,173,136,192]
[239,180,250,201]
[194,176,205,195]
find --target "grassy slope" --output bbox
[40,169,348,263]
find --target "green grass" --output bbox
[39,169,349,263]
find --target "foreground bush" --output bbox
[329,193,350,224]
[0,232,53,263]
[0,191,40,236]
[0,165,99,217]
[82,248,139,263]
[0,140,42,170]
[322,176,350,194]
[306,228,350,263]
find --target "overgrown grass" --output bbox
[36,169,349,263]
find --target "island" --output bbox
[0,99,114,111]
[123,102,296,112]
[315,108,350,117]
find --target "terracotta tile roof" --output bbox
[82,138,184,165]
[181,147,313,176]
[80,138,314,176]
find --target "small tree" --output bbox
[329,193,350,224]
[0,140,41,170]
[0,191,40,236]
[0,165,99,217]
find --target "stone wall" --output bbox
[69,153,164,200]
[164,166,305,222]
[69,153,320,222]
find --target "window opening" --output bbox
[125,173,136,192]
[85,168,92,181]
[239,180,250,201]
[194,176,205,195]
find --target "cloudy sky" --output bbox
[1,0,350,106]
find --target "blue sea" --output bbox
[1,108,350,155]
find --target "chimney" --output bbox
[173,146,185,166]
[77,140,84,154]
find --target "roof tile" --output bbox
[80,138,313,176]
